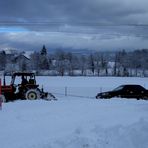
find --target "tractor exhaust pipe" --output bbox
[3,73,6,86]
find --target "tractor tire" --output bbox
[25,89,40,100]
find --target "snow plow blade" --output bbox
[41,92,57,101]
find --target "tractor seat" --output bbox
[29,79,35,84]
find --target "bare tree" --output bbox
[0,51,6,70]
[94,52,101,76]
[79,55,88,76]
[88,54,95,75]
[66,52,78,76]
[30,52,40,71]
[55,50,66,76]
[100,54,108,76]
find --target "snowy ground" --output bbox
[0,76,148,148]
[37,76,148,98]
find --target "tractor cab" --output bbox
[11,72,37,87]
[10,72,40,98]
[2,72,39,101]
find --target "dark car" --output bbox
[96,84,148,100]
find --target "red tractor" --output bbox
[1,72,55,102]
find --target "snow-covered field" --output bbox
[37,76,148,98]
[0,76,148,148]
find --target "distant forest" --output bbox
[0,46,148,77]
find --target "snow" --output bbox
[37,76,148,97]
[0,76,148,148]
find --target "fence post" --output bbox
[65,87,67,96]
[100,87,102,93]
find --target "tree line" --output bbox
[0,46,148,77]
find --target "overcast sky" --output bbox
[0,0,148,51]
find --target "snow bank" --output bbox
[0,76,148,148]
[50,119,148,148]
[0,98,148,148]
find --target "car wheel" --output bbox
[25,89,40,100]
[96,96,99,99]
[142,96,148,100]
[117,95,121,98]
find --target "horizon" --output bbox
[0,45,147,56]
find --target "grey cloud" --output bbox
[0,0,148,25]
[0,31,148,51]
[0,0,148,35]
[0,0,148,51]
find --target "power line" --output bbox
[0,21,148,27]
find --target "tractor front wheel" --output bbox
[25,89,40,100]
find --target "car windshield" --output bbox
[113,85,124,91]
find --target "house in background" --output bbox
[4,50,31,73]
[14,53,31,71]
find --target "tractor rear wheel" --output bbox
[25,89,40,100]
